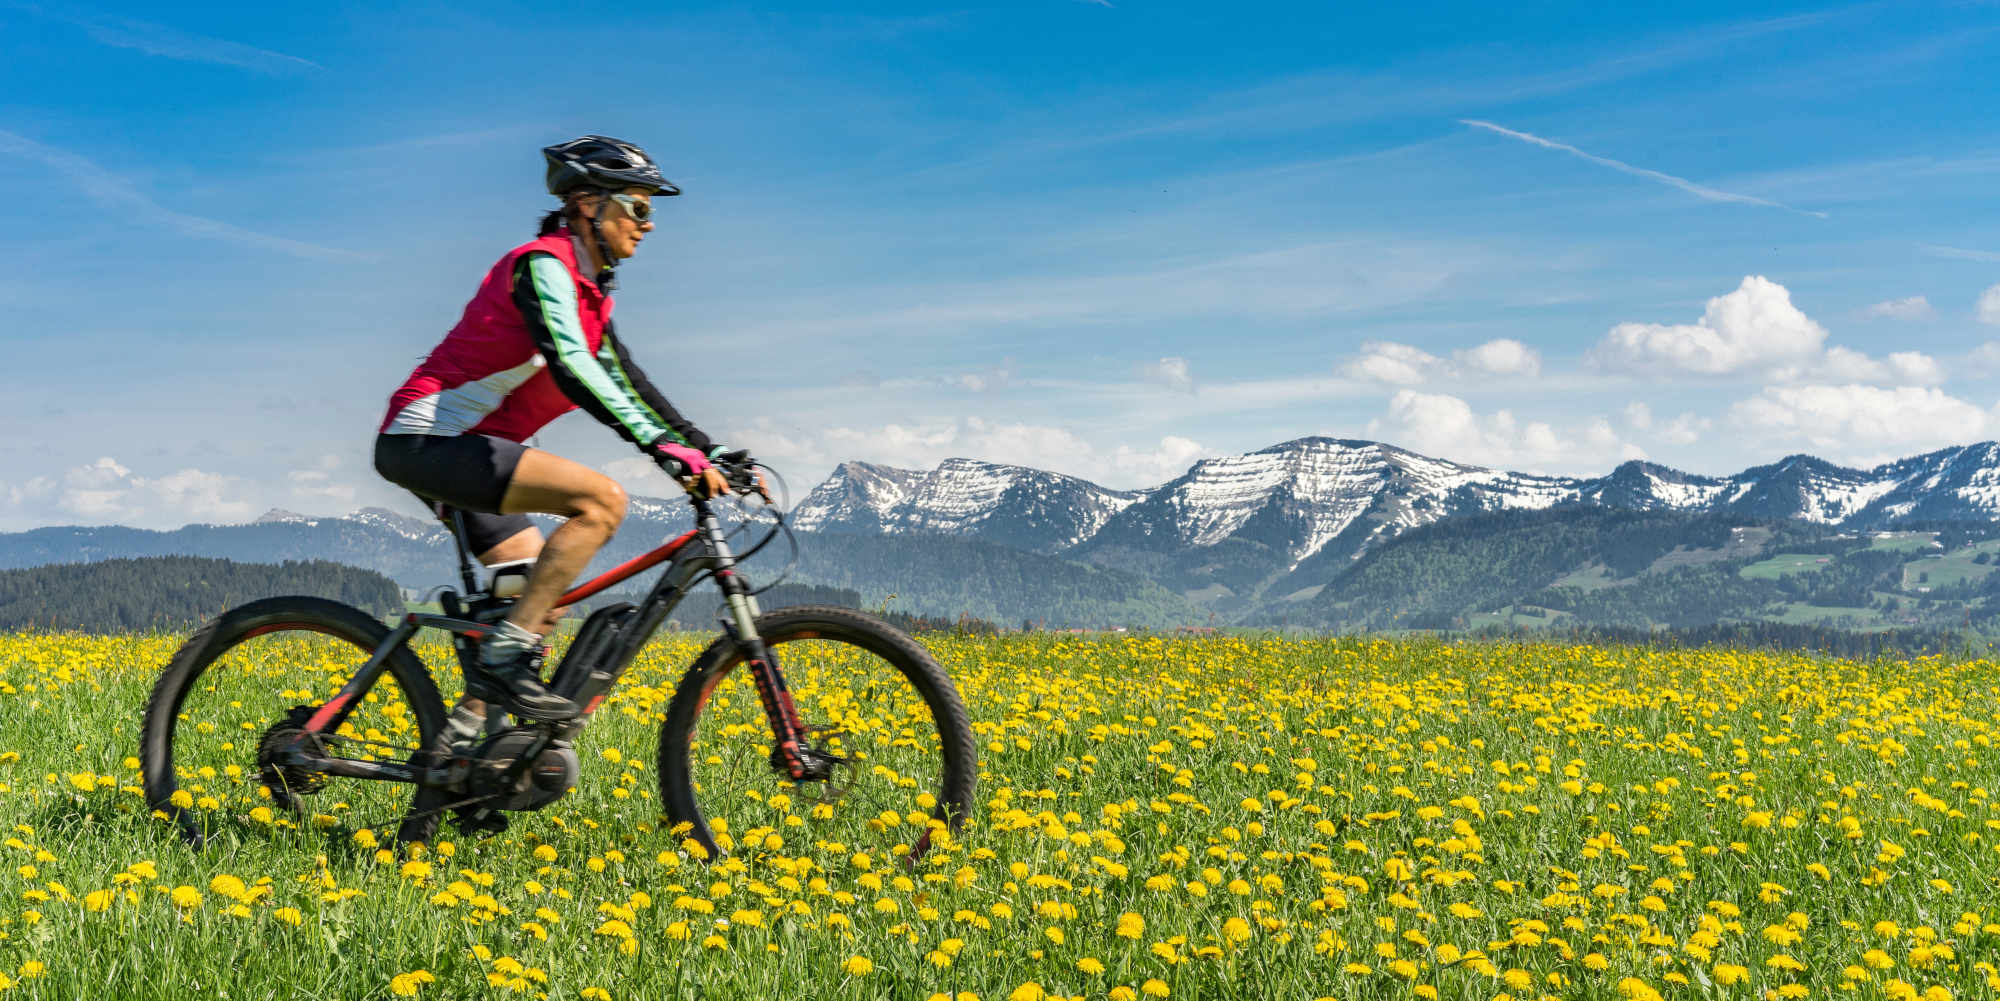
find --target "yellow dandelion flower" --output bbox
[388,970,434,996]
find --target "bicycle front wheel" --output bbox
[141,596,449,849]
[657,605,977,863]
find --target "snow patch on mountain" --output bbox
[793,438,2000,574]
[347,506,447,542]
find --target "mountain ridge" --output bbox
[10,437,2000,628]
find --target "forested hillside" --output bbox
[1272,507,2000,635]
[0,557,402,632]
[786,532,1206,628]
[1279,509,1779,629]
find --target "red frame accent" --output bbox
[556,530,698,605]
[242,621,347,641]
[303,693,354,732]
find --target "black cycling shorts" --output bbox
[373,433,536,555]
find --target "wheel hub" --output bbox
[256,706,328,799]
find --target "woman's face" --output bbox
[585,186,656,261]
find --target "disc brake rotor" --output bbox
[256,706,329,803]
[795,725,858,804]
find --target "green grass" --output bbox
[1737,554,1837,580]
[2,629,1997,999]
[1550,566,1622,591]
[1864,532,1941,553]
[1902,541,2000,591]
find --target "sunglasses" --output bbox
[605,192,653,223]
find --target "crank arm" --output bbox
[279,749,422,784]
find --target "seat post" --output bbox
[450,510,481,596]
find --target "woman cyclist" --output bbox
[375,135,745,725]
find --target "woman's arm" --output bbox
[598,320,714,455]
[511,252,711,454]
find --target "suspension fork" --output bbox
[700,508,815,780]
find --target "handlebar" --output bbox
[656,449,767,501]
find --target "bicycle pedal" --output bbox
[454,808,510,836]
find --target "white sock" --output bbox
[480,619,542,665]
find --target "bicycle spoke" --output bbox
[667,624,966,860]
[163,627,433,843]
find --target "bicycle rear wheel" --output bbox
[141,596,449,849]
[657,605,977,863]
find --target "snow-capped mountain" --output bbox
[795,437,2000,573]
[794,458,1142,553]
[1077,438,1574,573]
[790,462,930,535]
[347,506,450,543]
[12,437,2000,624]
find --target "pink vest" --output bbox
[380,231,612,441]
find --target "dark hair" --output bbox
[536,189,605,236]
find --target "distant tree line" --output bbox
[1302,508,1798,630]
[605,581,1001,635]
[1469,621,1991,659]
[0,556,402,633]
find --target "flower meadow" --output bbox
[0,629,1997,999]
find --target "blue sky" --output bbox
[5,1,2000,530]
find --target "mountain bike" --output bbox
[140,457,977,862]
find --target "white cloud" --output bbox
[1657,412,1711,446]
[1342,338,1544,385]
[1112,436,1207,484]
[5,457,254,526]
[949,359,1017,393]
[1342,341,1448,385]
[1365,390,1640,471]
[1862,296,1935,320]
[1969,342,2000,376]
[287,454,357,507]
[1616,401,1708,443]
[1592,275,1827,376]
[1980,283,2000,326]
[1594,275,1945,387]
[1775,346,1943,386]
[703,417,1212,489]
[1886,352,1945,385]
[602,456,683,497]
[1455,338,1541,377]
[1729,384,1991,460]
[1137,356,1195,393]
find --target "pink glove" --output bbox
[651,441,713,477]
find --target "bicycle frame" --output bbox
[286,496,822,788]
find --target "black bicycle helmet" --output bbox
[542,135,680,198]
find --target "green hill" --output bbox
[0,556,402,632]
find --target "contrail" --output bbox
[1461,119,1827,219]
[2,3,319,74]
[0,130,358,260]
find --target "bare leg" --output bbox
[452,525,550,719]
[497,449,627,637]
[476,526,564,635]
